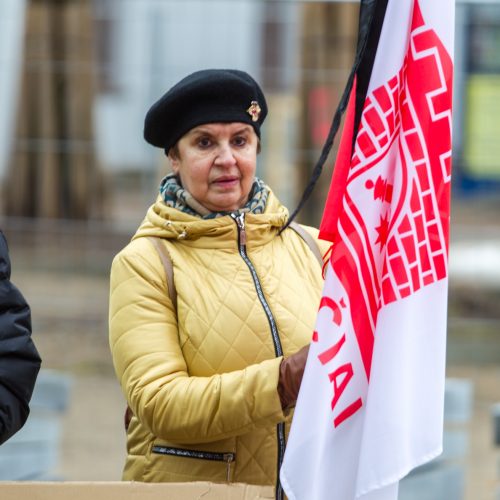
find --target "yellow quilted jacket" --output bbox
[109,191,327,490]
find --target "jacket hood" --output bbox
[132,191,289,248]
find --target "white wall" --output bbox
[0,0,26,180]
[94,0,264,172]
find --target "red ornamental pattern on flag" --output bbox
[281,0,454,498]
[316,0,452,415]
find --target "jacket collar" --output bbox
[132,190,288,249]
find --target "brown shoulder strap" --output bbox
[289,221,323,268]
[147,237,177,311]
[125,237,176,432]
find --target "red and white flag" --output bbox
[280,0,454,498]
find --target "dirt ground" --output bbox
[10,271,128,481]
[446,365,500,500]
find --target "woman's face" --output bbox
[169,122,258,212]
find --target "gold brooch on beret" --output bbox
[246,101,262,122]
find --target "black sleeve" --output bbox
[0,231,41,445]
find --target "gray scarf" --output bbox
[159,173,269,219]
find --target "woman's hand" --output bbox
[277,345,309,411]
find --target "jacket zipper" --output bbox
[152,445,235,481]
[231,212,286,500]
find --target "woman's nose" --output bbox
[215,144,237,166]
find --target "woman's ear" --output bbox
[167,144,181,173]
[168,153,180,174]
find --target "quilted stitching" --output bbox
[109,192,324,485]
[162,233,321,482]
[235,427,277,483]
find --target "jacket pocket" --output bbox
[143,443,236,482]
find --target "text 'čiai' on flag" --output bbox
[280,0,454,499]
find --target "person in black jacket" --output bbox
[0,230,41,445]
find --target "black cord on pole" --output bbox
[280,0,385,234]
[279,69,356,234]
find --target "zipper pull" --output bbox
[232,213,247,247]
[223,453,234,482]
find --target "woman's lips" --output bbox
[212,177,239,189]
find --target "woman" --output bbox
[109,69,328,495]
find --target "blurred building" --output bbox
[0,0,499,223]
[0,0,358,222]
[455,1,500,191]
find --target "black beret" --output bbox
[143,69,268,153]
